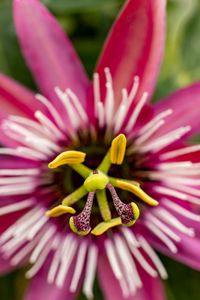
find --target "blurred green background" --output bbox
[0,0,200,299]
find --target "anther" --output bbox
[48,150,86,168]
[69,191,95,236]
[107,183,140,226]
[116,180,158,206]
[110,134,127,165]
[46,205,76,217]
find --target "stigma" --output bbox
[46,134,158,236]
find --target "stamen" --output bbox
[115,180,158,206]
[107,183,140,226]
[110,134,126,165]
[69,192,95,236]
[46,205,76,217]
[91,218,122,236]
[48,150,86,168]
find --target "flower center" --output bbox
[46,134,158,236]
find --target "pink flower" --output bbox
[0,0,200,299]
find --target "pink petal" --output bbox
[0,73,41,117]
[13,0,89,110]
[0,255,13,274]
[153,82,200,139]
[98,253,166,300]
[0,73,44,147]
[151,233,200,271]
[25,257,76,300]
[96,0,166,107]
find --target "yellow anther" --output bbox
[48,150,86,169]
[69,217,90,236]
[116,180,158,206]
[110,134,127,165]
[46,205,76,217]
[91,218,122,235]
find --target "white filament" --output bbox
[83,245,98,299]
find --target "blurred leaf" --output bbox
[0,0,36,89]
[42,0,121,14]
[162,256,200,300]
[154,0,199,101]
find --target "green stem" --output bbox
[96,189,111,221]
[69,163,92,179]
[98,149,111,174]
[62,185,88,206]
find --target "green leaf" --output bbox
[42,0,121,14]
[0,0,36,89]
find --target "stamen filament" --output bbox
[62,185,88,206]
[69,163,92,179]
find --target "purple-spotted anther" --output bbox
[1,0,200,300]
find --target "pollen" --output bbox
[47,134,159,236]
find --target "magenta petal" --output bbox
[14,0,89,108]
[153,82,200,139]
[150,231,200,271]
[0,73,40,117]
[0,255,13,274]
[98,253,166,300]
[96,0,166,106]
[25,258,76,300]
